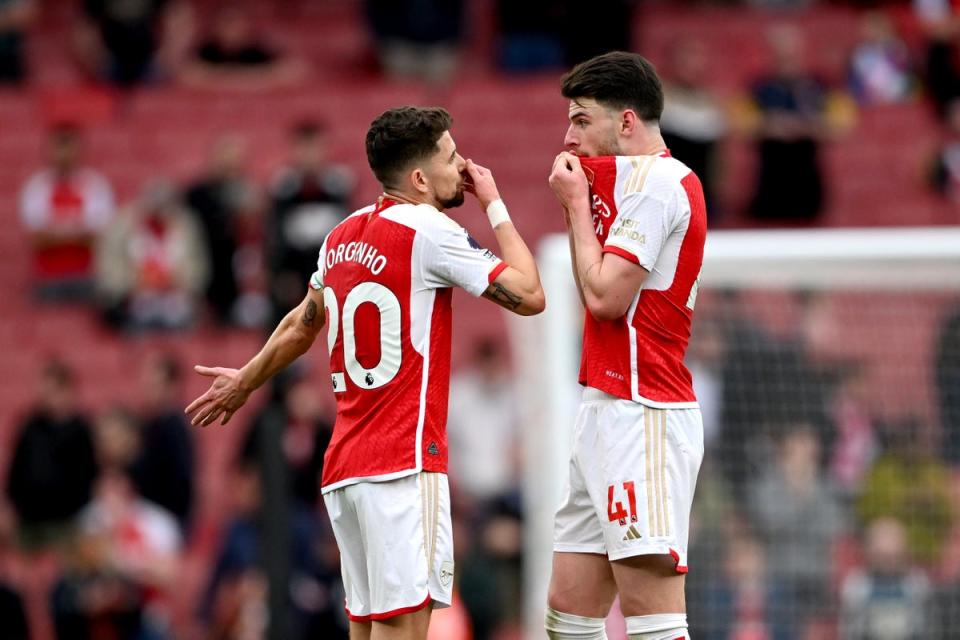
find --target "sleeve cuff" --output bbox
[309,273,324,290]
[487,261,509,285]
[603,244,642,266]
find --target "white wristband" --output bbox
[486,199,511,228]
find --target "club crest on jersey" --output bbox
[582,165,596,186]
[440,561,454,587]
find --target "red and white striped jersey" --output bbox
[310,197,506,492]
[578,153,706,407]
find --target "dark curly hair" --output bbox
[366,106,453,188]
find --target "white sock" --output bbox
[544,607,608,639]
[625,613,689,640]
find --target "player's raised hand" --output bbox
[549,152,589,211]
[184,365,251,427]
[463,159,502,211]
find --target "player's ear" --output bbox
[620,109,639,136]
[410,167,430,195]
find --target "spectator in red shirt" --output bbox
[19,124,115,302]
[96,180,208,331]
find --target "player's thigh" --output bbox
[553,397,610,560]
[326,473,453,622]
[587,402,700,616]
[550,399,617,616]
[610,553,686,616]
[350,620,372,640]
[547,551,617,618]
[360,474,452,613]
[370,604,433,640]
[324,486,370,618]
[597,404,703,571]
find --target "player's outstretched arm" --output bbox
[184,286,327,427]
[549,152,647,320]
[464,159,546,316]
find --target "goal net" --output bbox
[514,227,960,639]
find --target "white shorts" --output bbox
[553,388,704,570]
[323,472,454,621]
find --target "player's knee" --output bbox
[546,589,574,616]
[544,607,608,639]
[547,579,614,619]
[625,613,689,640]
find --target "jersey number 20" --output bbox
[324,283,402,391]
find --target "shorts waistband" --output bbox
[581,387,703,410]
[582,387,620,402]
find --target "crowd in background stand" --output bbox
[1,337,526,640]
[20,117,355,333]
[21,0,960,318]
[5,354,194,640]
[7,295,960,639]
[684,290,960,640]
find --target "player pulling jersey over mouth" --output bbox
[545,52,706,640]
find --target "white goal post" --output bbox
[511,227,960,639]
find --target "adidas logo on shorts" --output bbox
[622,525,642,541]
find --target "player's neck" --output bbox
[381,190,431,208]
[622,127,667,157]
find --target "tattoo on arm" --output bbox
[302,300,318,326]
[583,260,602,281]
[484,282,522,310]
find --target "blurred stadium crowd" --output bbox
[2,0,960,639]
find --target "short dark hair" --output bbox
[366,107,452,188]
[560,51,664,123]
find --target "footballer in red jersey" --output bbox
[185,107,544,640]
[544,52,706,640]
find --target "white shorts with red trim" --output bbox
[323,472,454,621]
[553,388,704,570]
